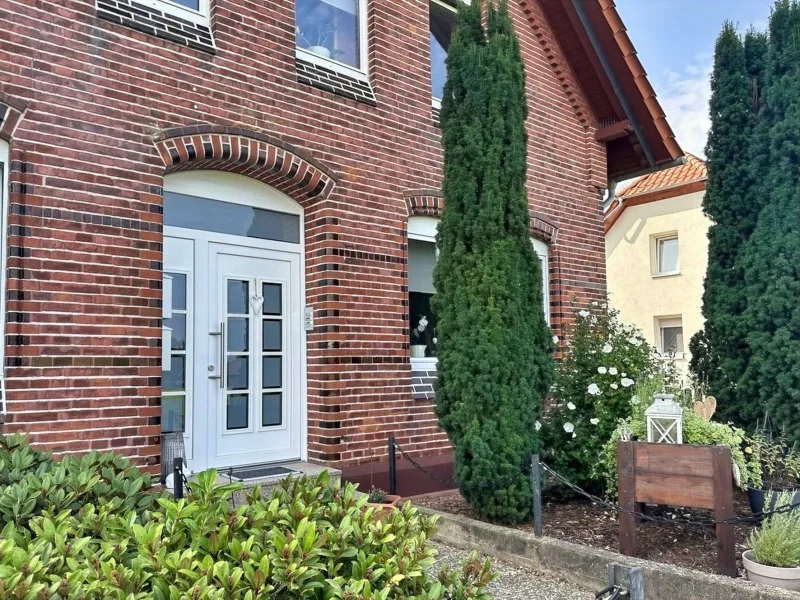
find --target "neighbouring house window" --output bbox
[430,0,457,104]
[296,0,366,72]
[658,317,684,357]
[655,234,679,275]
[163,272,188,433]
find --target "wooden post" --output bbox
[712,447,737,577]
[617,441,636,557]
[531,454,542,537]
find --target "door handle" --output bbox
[209,322,225,389]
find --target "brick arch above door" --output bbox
[153,125,338,205]
[0,93,27,142]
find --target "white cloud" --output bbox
[652,55,713,158]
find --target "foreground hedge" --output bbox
[0,435,492,599]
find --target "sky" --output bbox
[614,0,773,158]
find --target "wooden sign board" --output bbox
[617,441,736,577]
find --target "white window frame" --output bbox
[653,233,680,277]
[408,217,439,371]
[657,316,685,359]
[532,238,550,325]
[0,141,8,373]
[429,0,458,110]
[295,0,370,82]
[137,0,210,25]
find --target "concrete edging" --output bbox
[417,507,800,600]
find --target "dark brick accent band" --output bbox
[530,212,559,243]
[296,57,377,106]
[412,367,437,401]
[0,93,26,141]
[404,189,444,218]
[96,0,216,54]
[154,126,338,203]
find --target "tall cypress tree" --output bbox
[689,23,764,426]
[739,0,800,443]
[433,0,554,524]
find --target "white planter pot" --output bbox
[410,345,427,359]
[308,45,331,58]
[743,550,800,591]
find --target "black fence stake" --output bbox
[388,436,397,496]
[531,454,542,537]
[173,457,184,500]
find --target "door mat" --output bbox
[220,464,298,481]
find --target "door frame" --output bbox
[163,171,308,473]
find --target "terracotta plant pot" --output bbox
[743,550,800,591]
[367,495,401,520]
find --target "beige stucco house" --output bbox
[605,154,709,380]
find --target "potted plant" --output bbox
[366,487,401,520]
[746,433,800,515]
[411,315,435,358]
[743,491,800,591]
[296,22,335,58]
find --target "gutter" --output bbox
[602,156,687,211]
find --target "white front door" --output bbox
[207,244,302,467]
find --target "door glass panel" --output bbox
[163,356,186,391]
[262,393,282,427]
[263,356,282,388]
[163,271,190,434]
[162,396,185,433]
[228,317,249,352]
[227,394,249,430]
[227,356,249,390]
[166,314,186,351]
[171,273,187,310]
[228,280,249,315]
[263,320,282,351]
[263,283,282,315]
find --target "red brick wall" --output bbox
[0,0,607,470]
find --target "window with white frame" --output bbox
[0,140,7,414]
[163,272,189,433]
[141,0,209,24]
[296,0,368,74]
[657,316,684,357]
[430,0,457,106]
[532,238,550,325]
[654,234,679,276]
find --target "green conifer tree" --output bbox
[433,0,554,524]
[689,23,765,425]
[739,0,800,442]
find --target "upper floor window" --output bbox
[430,0,457,105]
[653,233,679,276]
[296,0,368,76]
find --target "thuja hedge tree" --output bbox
[433,0,554,524]
[689,23,766,426]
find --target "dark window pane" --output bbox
[430,2,457,100]
[163,356,185,391]
[227,356,249,390]
[409,292,437,358]
[262,393,282,427]
[170,0,199,9]
[227,280,249,315]
[263,356,282,388]
[168,273,187,310]
[164,314,186,351]
[162,396,185,433]
[296,0,360,68]
[228,317,249,352]
[164,192,300,244]
[227,394,249,430]
[263,320,282,351]
[263,283,282,315]
[661,327,684,353]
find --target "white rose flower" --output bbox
[552,335,559,344]
[622,373,627,377]
[598,366,607,374]
[590,418,600,425]
[587,383,601,396]
[567,402,576,411]
[535,421,542,431]
[621,377,634,388]
[572,432,577,438]
[630,395,640,405]
[628,337,642,347]
[592,301,598,306]
[609,367,618,375]
[610,383,619,390]
[602,343,613,354]
[578,310,590,318]
[563,422,574,433]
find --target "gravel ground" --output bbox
[431,541,593,600]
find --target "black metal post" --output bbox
[173,457,184,500]
[531,454,542,536]
[388,436,397,496]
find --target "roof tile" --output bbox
[617,153,707,198]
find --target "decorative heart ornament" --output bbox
[250,295,264,314]
[694,395,717,422]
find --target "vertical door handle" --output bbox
[209,322,225,389]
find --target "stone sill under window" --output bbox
[652,271,681,279]
[96,0,217,54]
[411,357,438,401]
[296,56,377,106]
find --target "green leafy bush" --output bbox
[541,304,665,493]
[749,492,800,568]
[0,435,493,599]
[598,379,761,496]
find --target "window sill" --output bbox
[296,53,377,106]
[411,356,438,370]
[660,353,686,361]
[652,271,681,279]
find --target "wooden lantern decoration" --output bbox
[645,392,683,444]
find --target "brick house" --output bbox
[0,0,681,477]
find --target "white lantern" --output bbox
[645,392,683,444]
